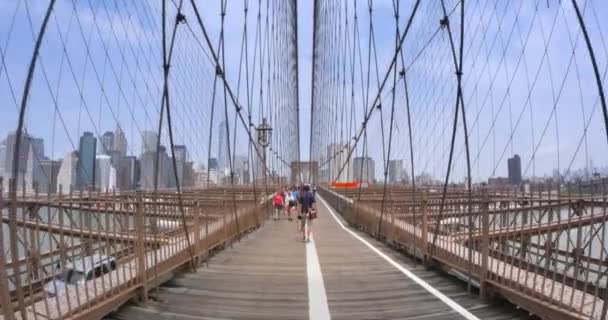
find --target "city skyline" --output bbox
[0,125,264,193]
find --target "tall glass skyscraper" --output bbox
[77,132,97,190]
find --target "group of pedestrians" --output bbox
[272,184,317,242]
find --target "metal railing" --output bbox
[0,185,268,320]
[319,184,608,320]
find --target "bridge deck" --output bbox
[108,198,528,320]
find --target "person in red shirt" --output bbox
[273,190,284,221]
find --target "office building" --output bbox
[24,143,46,193]
[4,131,31,181]
[217,120,229,171]
[353,156,376,183]
[98,131,114,155]
[508,154,522,185]
[95,154,116,191]
[182,161,195,188]
[208,158,219,171]
[38,159,61,194]
[117,156,138,191]
[30,137,45,160]
[388,160,404,184]
[0,142,5,180]
[139,151,156,190]
[233,155,248,184]
[141,130,158,155]
[56,151,78,193]
[113,126,128,157]
[77,132,97,190]
[173,145,188,186]
[139,145,169,190]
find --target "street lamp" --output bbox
[257,117,272,148]
[256,117,272,184]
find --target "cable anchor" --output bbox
[176,12,186,24]
[440,16,449,29]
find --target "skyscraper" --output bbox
[95,154,115,191]
[208,158,219,170]
[353,156,375,183]
[183,161,195,188]
[0,141,5,179]
[159,146,170,189]
[508,154,522,185]
[139,145,169,190]
[113,126,128,157]
[24,142,46,193]
[173,145,187,187]
[77,132,97,190]
[141,130,158,155]
[98,131,114,155]
[4,131,31,180]
[139,151,156,190]
[117,156,138,191]
[388,160,404,184]
[217,120,229,172]
[38,159,61,194]
[57,151,78,193]
[30,137,44,159]
[233,155,248,184]
[2,134,46,193]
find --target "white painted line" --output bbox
[306,235,331,320]
[318,195,480,320]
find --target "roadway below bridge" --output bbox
[107,195,528,320]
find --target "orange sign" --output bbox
[331,181,359,189]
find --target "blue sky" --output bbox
[1,0,608,182]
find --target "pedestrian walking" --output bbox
[273,191,284,221]
[298,184,316,242]
[286,190,297,221]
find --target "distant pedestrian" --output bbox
[273,191,284,221]
[286,191,296,221]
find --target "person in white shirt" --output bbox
[285,190,296,221]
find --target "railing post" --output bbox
[135,197,148,302]
[0,184,15,320]
[421,191,428,262]
[193,202,201,261]
[480,187,490,299]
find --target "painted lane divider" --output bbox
[306,234,331,320]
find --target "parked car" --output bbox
[45,254,117,297]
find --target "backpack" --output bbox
[273,194,283,206]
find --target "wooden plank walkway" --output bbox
[108,218,308,320]
[107,198,529,320]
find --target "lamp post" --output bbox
[257,117,272,176]
[256,117,272,197]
